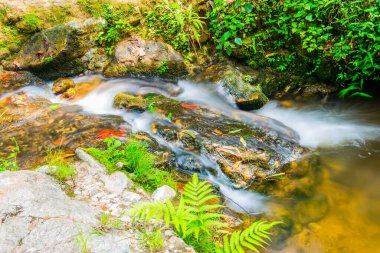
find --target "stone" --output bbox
[152,185,177,203]
[3,18,106,79]
[104,36,187,79]
[191,60,269,110]
[104,171,134,195]
[0,70,43,93]
[52,78,75,94]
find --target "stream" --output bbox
[1,75,380,253]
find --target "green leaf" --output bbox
[245,4,253,13]
[305,14,313,21]
[49,104,60,111]
[234,37,243,45]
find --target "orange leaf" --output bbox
[96,129,125,139]
[180,103,199,109]
[213,129,223,135]
[53,138,69,146]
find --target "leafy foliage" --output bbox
[216,221,282,253]
[208,0,380,96]
[138,229,164,251]
[131,173,280,252]
[0,138,20,172]
[145,0,205,54]
[44,149,75,184]
[79,0,135,54]
[86,137,176,191]
[130,174,225,241]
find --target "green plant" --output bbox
[145,0,205,53]
[0,138,20,172]
[99,211,123,231]
[208,0,380,96]
[86,137,176,191]
[138,229,164,251]
[44,149,75,184]
[131,173,280,252]
[45,56,54,64]
[18,13,42,32]
[94,3,135,54]
[216,221,282,253]
[157,60,169,75]
[75,230,91,253]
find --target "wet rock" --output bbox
[192,60,269,110]
[52,78,75,94]
[0,70,43,94]
[152,185,177,203]
[3,18,106,79]
[114,92,305,189]
[104,36,188,79]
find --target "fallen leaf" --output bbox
[180,103,199,109]
[240,136,247,147]
[0,97,12,107]
[49,104,60,111]
[53,138,68,146]
[151,124,157,134]
[228,129,242,134]
[213,129,223,135]
[96,129,125,139]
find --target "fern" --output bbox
[130,173,225,239]
[215,221,282,253]
[130,174,281,253]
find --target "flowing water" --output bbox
[1,76,380,252]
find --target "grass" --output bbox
[138,229,164,251]
[0,138,20,172]
[86,137,177,192]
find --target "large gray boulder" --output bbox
[104,36,188,79]
[0,170,98,253]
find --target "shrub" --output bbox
[208,0,380,96]
[145,0,205,54]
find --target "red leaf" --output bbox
[53,138,68,146]
[96,129,125,139]
[180,103,199,109]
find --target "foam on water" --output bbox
[257,101,380,148]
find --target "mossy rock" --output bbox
[52,78,75,95]
[113,92,305,189]
[104,36,188,80]
[3,18,105,79]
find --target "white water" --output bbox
[3,76,380,214]
[257,101,380,148]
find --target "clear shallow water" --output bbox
[2,76,380,252]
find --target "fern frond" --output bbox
[219,221,282,253]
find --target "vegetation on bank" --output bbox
[86,137,177,192]
[1,0,378,95]
[76,0,379,96]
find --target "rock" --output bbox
[104,36,188,79]
[114,92,305,189]
[0,48,10,61]
[104,171,134,195]
[152,185,177,202]
[3,18,106,79]
[0,70,43,94]
[192,60,269,110]
[52,78,75,94]
[295,195,329,225]
[0,170,99,252]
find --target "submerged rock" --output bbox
[113,92,305,189]
[192,60,269,110]
[104,36,188,79]
[0,70,43,94]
